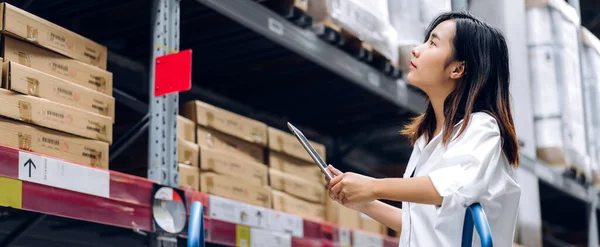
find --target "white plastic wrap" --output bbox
[526,1,590,177]
[309,0,398,63]
[419,0,452,24]
[582,28,600,176]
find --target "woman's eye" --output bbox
[430,40,436,46]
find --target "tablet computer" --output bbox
[287,122,333,181]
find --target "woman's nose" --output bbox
[412,46,420,58]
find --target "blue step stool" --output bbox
[187,202,493,247]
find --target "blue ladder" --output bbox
[187,201,493,247]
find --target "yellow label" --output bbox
[236,224,251,247]
[0,177,22,209]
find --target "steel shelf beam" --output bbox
[193,0,426,114]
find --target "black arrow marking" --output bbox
[24,158,36,178]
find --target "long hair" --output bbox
[401,12,520,166]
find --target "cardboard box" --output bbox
[200,172,271,208]
[269,168,325,203]
[0,117,108,169]
[200,146,268,187]
[182,100,267,146]
[2,36,112,95]
[360,213,386,235]
[269,151,324,184]
[177,115,195,143]
[0,88,112,143]
[272,190,325,221]
[197,126,264,163]
[325,198,361,229]
[3,61,114,119]
[268,127,326,163]
[0,3,107,69]
[179,163,199,191]
[178,139,198,168]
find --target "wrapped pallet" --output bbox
[526,0,590,179]
[581,27,600,184]
[388,0,451,71]
[308,0,398,64]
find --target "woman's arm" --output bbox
[372,176,442,206]
[356,200,403,232]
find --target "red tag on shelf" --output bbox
[154,49,192,96]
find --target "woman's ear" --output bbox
[449,61,465,79]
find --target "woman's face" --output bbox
[407,20,458,93]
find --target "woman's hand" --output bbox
[326,165,378,206]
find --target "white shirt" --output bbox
[399,112,521,247]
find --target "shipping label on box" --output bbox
[197,126,264,163]
[2,36,112,95]
[352,230,384,247]
[0,3,108,69]
[200,146,268,186]
[272,190,325,221]
[269,151,324,184]
[268,127,326,163]
[201,172,271,208]
[269,168,325,203]
[0,88,112,143]
[0,117,108,169]
[177,115,195,143]
[4,61,114,119]
[208,195,269,229]
[182,101,267,146]
[178,163,199,191]
[250,227,292,247]
[177,139,198,167]
[266,209,304,238]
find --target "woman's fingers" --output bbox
[327,165,343,176]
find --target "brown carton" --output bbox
[2,36,112,95]
[197,126,264,163]
[177,115,195,143]
[199,146,268,187]
[3,61,114,119]
[269,151,324,184]
[325,198,361,229]
[182,100,267,146]
[200,172,271,208]
[272,190,325,221]
[360,213,386,235]
[179,163,199,191]
[0,88,112,143]
[0,3,107,69]
[268,127,326,162]
[178,139,198,168]
[0,117,108,169]
[269,168,325,203]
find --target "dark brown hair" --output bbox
[401,12,519,166]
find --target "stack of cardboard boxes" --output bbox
[0,3,113,169]
[182,100,271,208]
[267,127,327,221]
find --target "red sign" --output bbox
[154,49,192,96]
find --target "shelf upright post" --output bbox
[148,0,181,246]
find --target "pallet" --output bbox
[258,0,313,28]
[313,20,401,79]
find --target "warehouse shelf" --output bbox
[191,0,426,115]
[0,144,399,246]
[519,155,596,206]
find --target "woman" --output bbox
[327,12,521,246]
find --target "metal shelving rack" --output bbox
[0,0,599,246]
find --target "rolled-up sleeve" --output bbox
[428,114,505,217]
